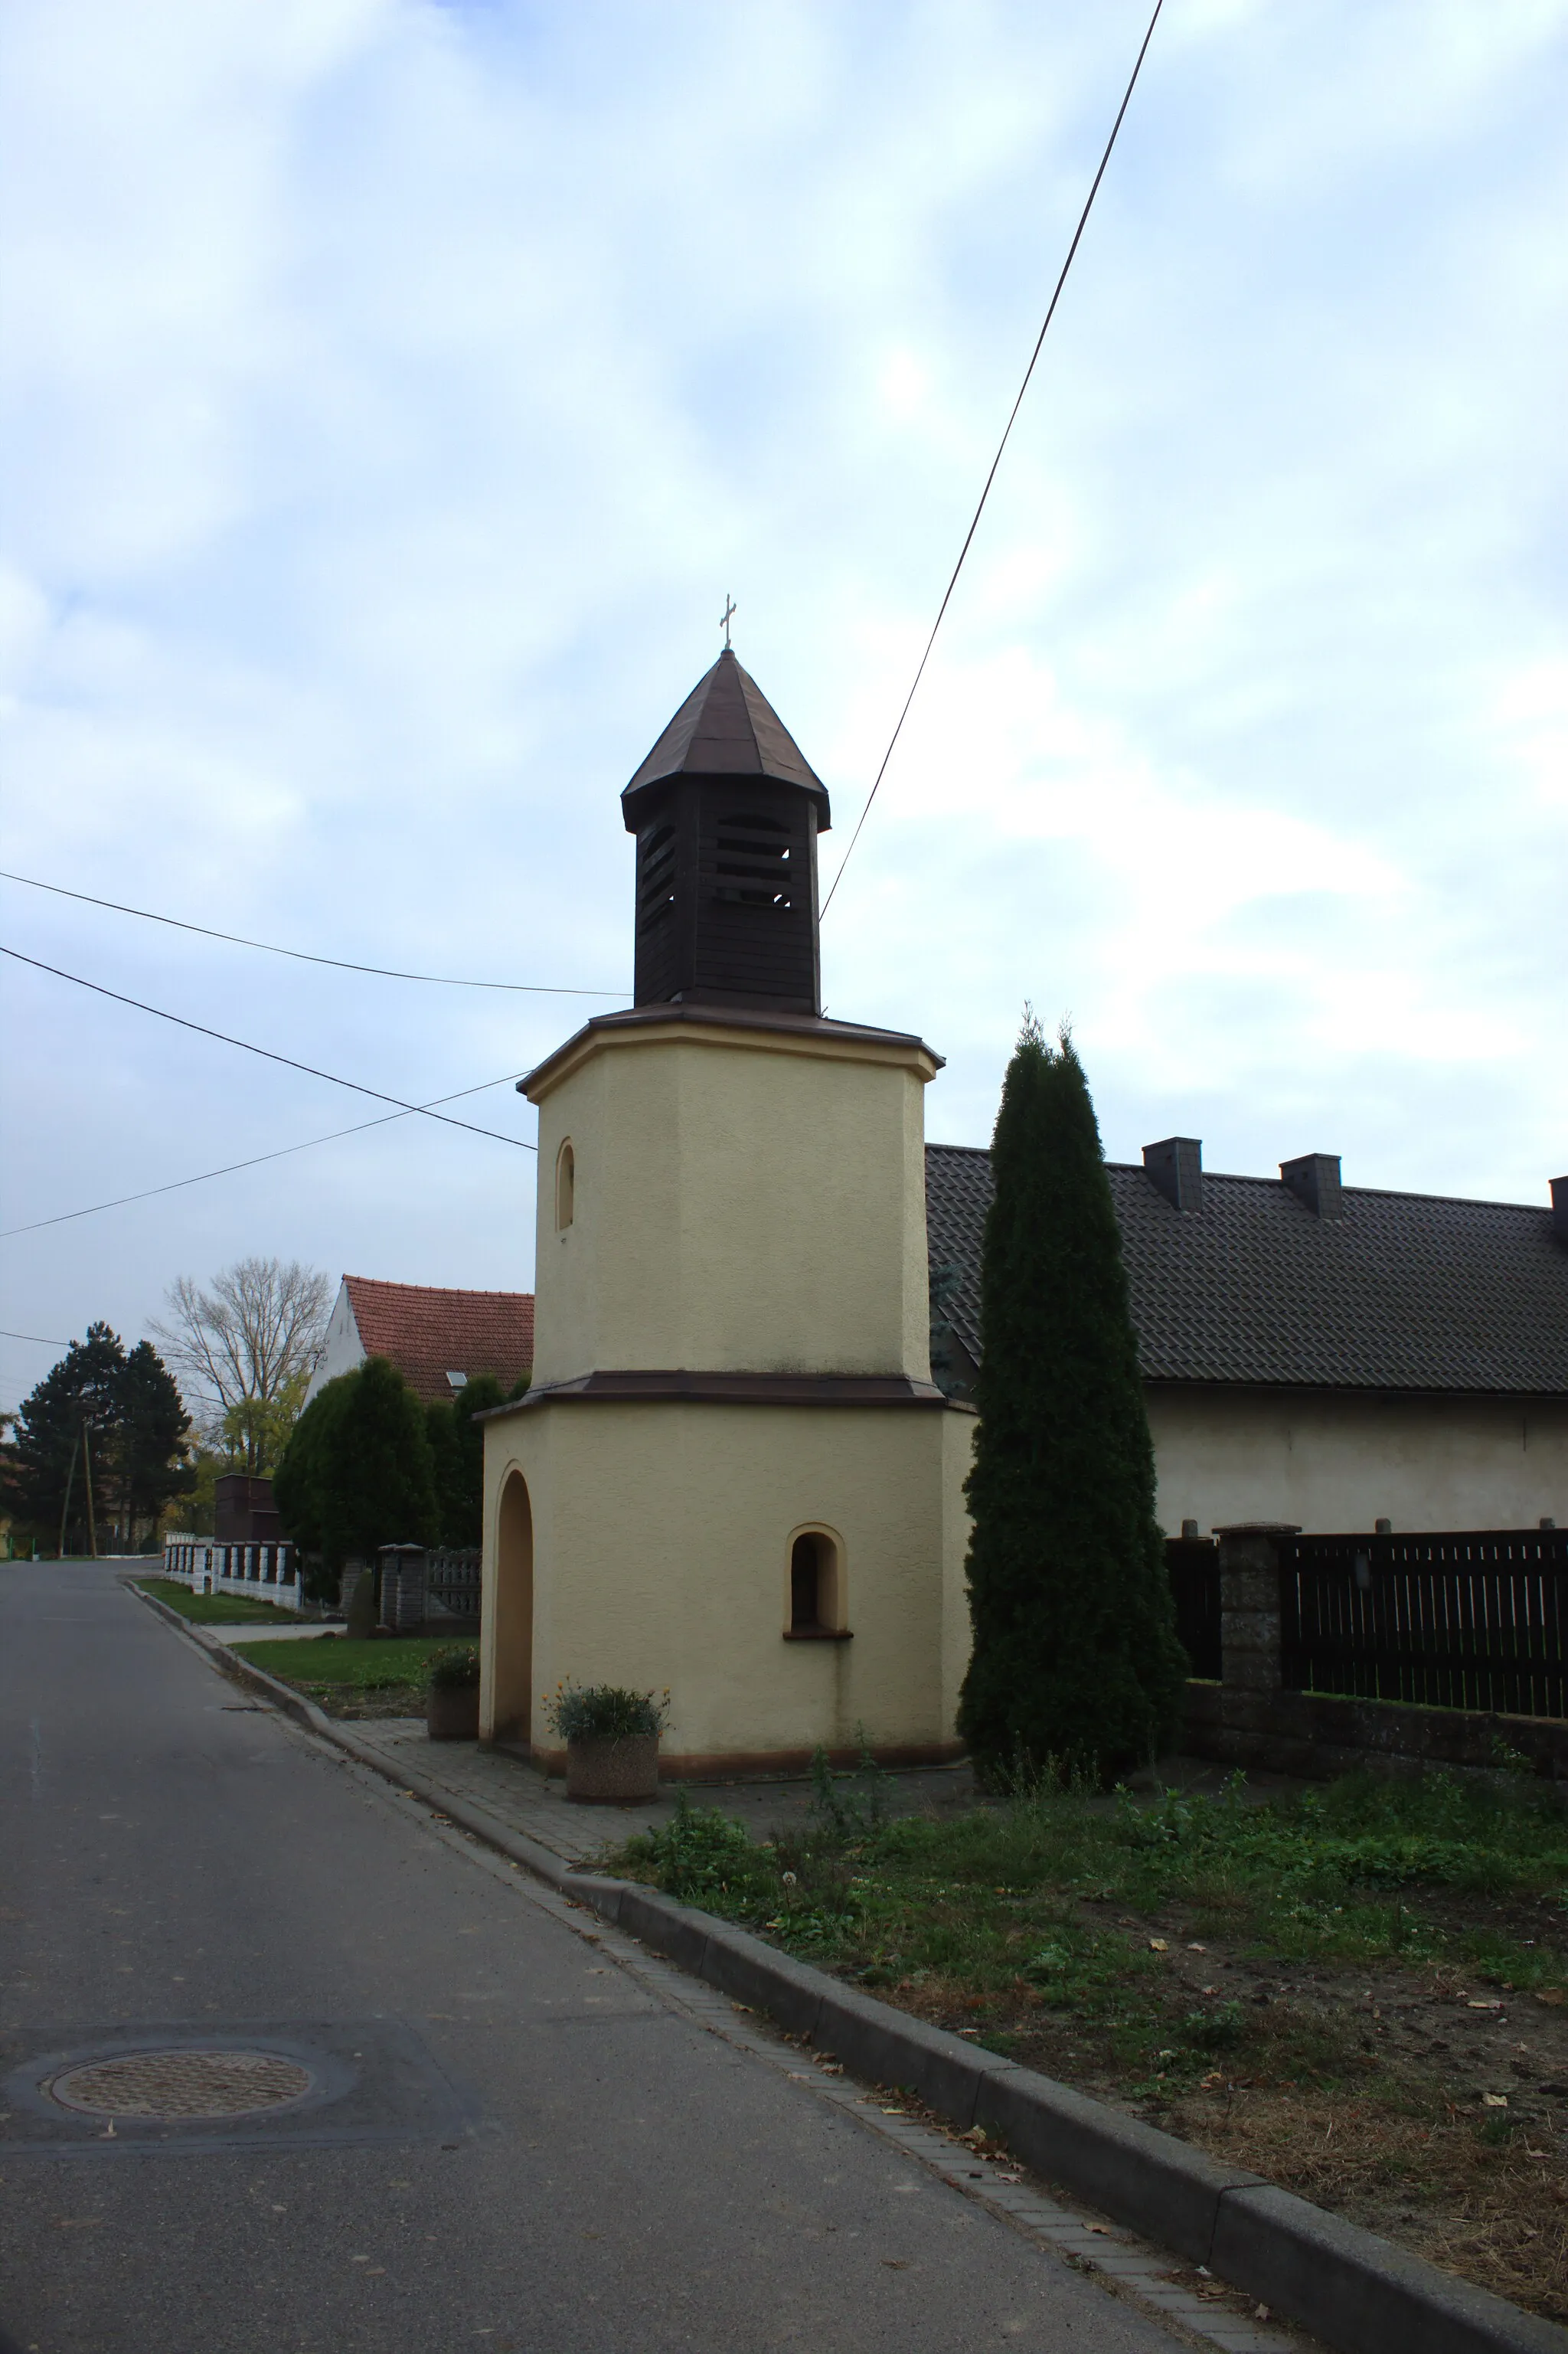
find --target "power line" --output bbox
[1,945,535,1151]
[0,868,625,998]
[0,1327,70,1345]
[821,0,1165,917]
[0,1067,533,1241]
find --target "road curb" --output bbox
[547,1876,1563,2354]
[129,1583,1566,2354]
[127,1584,583,1888]
[130,1583,343,1738]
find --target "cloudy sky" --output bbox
[2,0,1565,1414]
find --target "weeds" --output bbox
[613,1761,1568,1987]
[606,1759,1566,2090]
[808,1734,895,1839]
[617,1793,772,1907]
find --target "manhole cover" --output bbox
[48,2049,314,2120]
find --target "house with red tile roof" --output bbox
[305,1276,534,1407]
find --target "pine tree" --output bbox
[957,1019,1185,1780]
[113,1341,193,1544]
[2,1324,188,1553]
[5,1324,124,1551]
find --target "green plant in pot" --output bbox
[544,1682,669,1803]
[426,1643,481,1742]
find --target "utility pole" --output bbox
[83,1422,99,1561]
[58,1426,80,1561]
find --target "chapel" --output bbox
[476,649,976,1774]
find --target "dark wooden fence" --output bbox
[1279,1529,1567,1720]
[1165,1538,1222,1679]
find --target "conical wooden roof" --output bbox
[622,649,830,826]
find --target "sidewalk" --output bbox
[328,1721,1296,1869]
[341,1718,982,1866]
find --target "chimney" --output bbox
[1281,1152,1343,1218]
[1143,1136,1203,1215]
[1552,1175,1568,1247]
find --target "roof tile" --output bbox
[343,1276,534,1405]
[925,1146,1568,1395]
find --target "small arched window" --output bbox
[786,1528,848,1639]
[555,1139,575,1230]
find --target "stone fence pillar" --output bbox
[1213,1523,1300,1762]
[377,1545,427,1634]
[342,1557,375,1638]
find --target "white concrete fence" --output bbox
[161,1534,303,1612]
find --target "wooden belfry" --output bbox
[622,649,831,1015]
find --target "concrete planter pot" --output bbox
[566,1732,660,1804]
[426,1684,480,1742]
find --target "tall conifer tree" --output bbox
[426,1375,508,1548]
[3,1325,189,1551]
[958,1018,1185,1779]
[320,1356,437,1569]
[273,1376,351,1559]
[274,1358,437,1571]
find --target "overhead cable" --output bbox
[821,0,1165,917]
[0,1327,70,1345]
[0,1068,534,1241]
[0,869,624,998]
[1,946,535,1151]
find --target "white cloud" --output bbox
[1,0,1564,1405]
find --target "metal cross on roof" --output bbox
[720,593,737,649]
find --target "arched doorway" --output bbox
[491,1470,534,1746]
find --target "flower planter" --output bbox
[565,1731,660,1803]
[426,1684,480,1742]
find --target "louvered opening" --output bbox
[713,811,794,909]
[637,822,677,930]
[632,774,821,1012]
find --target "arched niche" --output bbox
[784,1525,848,1639]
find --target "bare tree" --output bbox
[152,1257,332,1473]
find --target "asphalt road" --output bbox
[1,1562,1187,2354]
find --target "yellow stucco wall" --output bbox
[481,1398,972,1767]
[525,1019,937,1384]
[1148,1386,1568,1534]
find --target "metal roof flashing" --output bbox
[517,1003,942,1102]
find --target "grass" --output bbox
[228,1633,453,1714]
[136,1576,301,1627]
[608,1759,1568,2318]
[616,1762,1568,1989]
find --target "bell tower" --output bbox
[481,646,975,1780]
[622,648,830,1015]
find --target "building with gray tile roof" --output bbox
[925,1139,1568,1533]
[926,1143,1568,1398]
